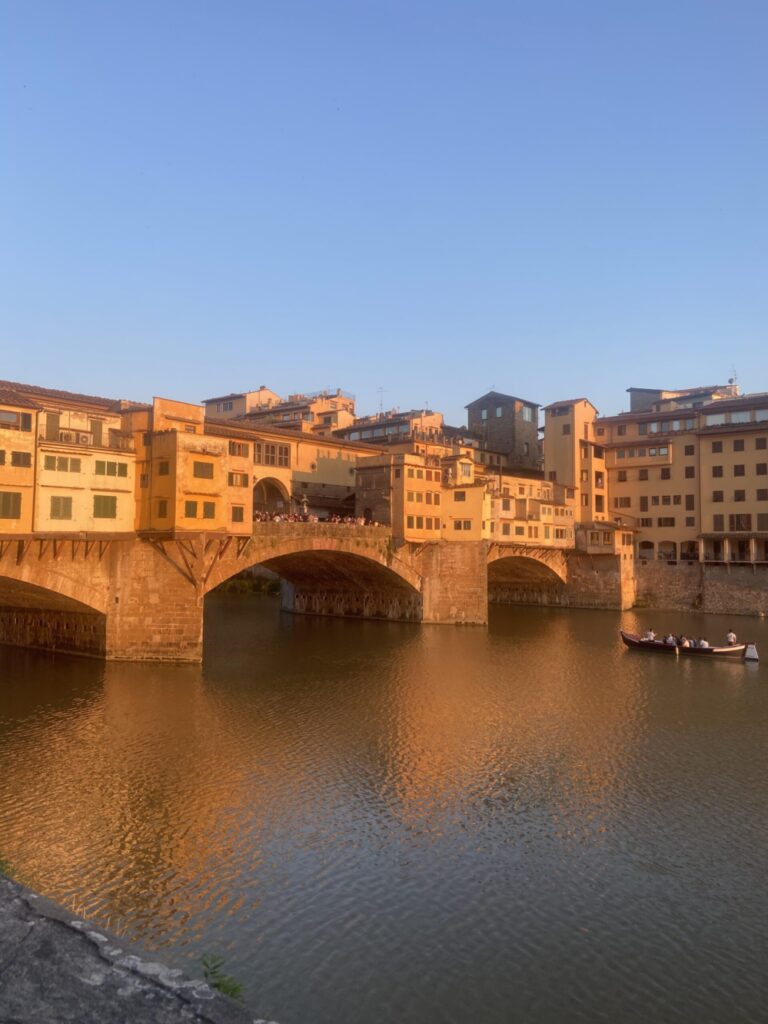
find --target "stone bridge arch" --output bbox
[487,542,568,606]
[203,524,424,621]
[0,539,111,656]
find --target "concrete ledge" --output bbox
[0,874,274,1024]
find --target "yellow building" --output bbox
[0,381,137,536]
[598,387,768,563]
[0,388,38,534]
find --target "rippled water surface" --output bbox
[1,597,768,1023]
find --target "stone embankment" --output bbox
[0,874,276,1024]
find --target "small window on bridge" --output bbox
[232,506,244,523]
[193,461,214,479]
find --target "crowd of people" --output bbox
[641,627,739,648]
[253,510,377,526]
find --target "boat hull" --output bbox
[620,630,748,659]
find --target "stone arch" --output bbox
[253,477,290,515]
[0,573,108,657]
[487,544,568,585]
[0,566,108,615]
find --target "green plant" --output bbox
[201,954,244,1002]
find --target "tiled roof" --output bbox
[0,379,126,410]
[0,387,40,409]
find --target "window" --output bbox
[640,496,649,512]
[407,516,414,529]
[615,497,631,508]
[44,456,81,473]
[685,517,695,527]
[617,424,626,436]
[734,464,745,476]
[562,424,571,435]
[228,472,249,487]
[460,462,472,478]
[228,441,249,457]
[184,425,196,433]
[657,517,675,527]
[757,437,767,450]
[684,444,695,456]
[712,490,723,502]
[453,491,466,502]
[416,516,424,529]
[685,466,695,479]
[10,450,31,467]
[0,492,22,518]
[185,501,197,518]
[662,495,671,506]
[193,461,214,479]
[140,473,149,488]
[50,496,72,520]
[617,470,627,482]
[522,405,533,422]
[95,460,128,477]
[595,495,604,513]
[651,496,660,506]
[639,468,648,481]
[660,467,671,480]
[757,490,768,502]
[434,493,441,506]
[712,441,723,453]
[712,466,723,477]
[757,463,767,476]
[93,495,117,519]
[515,525,524,536]
[495,407,502,418]
[638,423,648,435]
[685,494,695,510]
[223,401,233,411]
[729,514,751,531]
[595,472,604,488]
[734,490,746,502]
[157,499,168,518]
[733,439,745,452]
[640,518,652,527]
[759,513,768,530]
[203,502,215,519]
[0,410,32,432]
[713,514,724,531]
[158,460,169,476]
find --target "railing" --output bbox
[38,430,134,452]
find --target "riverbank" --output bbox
[0,874,271,1023]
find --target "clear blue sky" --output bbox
[2,0,766,424]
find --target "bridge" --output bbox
[0,523,631,661]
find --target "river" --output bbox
[1,596,767,1023]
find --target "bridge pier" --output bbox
[418,541,488,625]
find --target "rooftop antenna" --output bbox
[377,386,384,414]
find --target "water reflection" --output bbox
[0,598,767,1024]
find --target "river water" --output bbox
[1,597,767,1023]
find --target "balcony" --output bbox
[39,429,134,452]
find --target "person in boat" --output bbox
[699,637,710,649]
[726,629,737,645]
[679,635,691,647]
[665,633,677,645]
[642,627,657,641]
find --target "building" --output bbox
[201,387,282,420]
[465,391,540,470]
[228,388,357,437]
[597,386,768,564]
[0,380,137,536]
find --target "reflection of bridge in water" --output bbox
[0,523,632,662]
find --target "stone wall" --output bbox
[635,561,768,616]
[418,541,488,624]
[489,552,634,610]
[104,541,203,662]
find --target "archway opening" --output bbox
[206,549,422,623]
[0,576,106,656]
[488,554,565,607]
[253,478,290,516]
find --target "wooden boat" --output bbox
[620,630,759,661]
